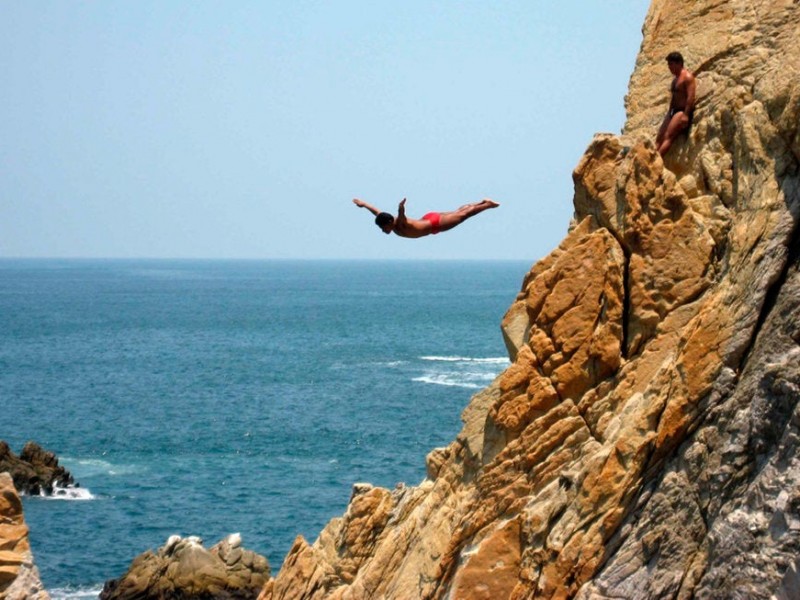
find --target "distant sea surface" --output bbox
[0,259,530,599]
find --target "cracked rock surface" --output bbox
[257,0,800,597]
[3,1,797,599]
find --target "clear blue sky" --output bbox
[1,1,649,261]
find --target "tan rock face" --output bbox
[450,517,521,600]
[573,136,716,356]
[0,472,49,600]
[264,1,800,598]
[495,220,624,436]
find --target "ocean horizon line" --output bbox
[0,256,535,264]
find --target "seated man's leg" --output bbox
[658,112,689,156]
[656,114,671,148]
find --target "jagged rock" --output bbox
[0,441,76,496]
[0,473,50,600]
[100,533,271,600]
[261,1,800,598]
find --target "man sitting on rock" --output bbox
[656,51,696,156]
[353,197,499,238]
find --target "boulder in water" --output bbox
[100,533,270,600]
[0,441,76,496]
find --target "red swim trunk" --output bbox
[422,212,441,234]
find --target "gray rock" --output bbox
[579,244,800,599]
[100,534,270,600]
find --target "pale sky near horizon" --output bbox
[1,1,651,261]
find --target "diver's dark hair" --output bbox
[666,51,684,65]
[375,212,394,228]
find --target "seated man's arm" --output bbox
[686,74,697,112]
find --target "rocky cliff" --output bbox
[0,473,49,600]
[263,1,800,598]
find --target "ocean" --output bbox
[0,259,530,598]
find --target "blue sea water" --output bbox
[0,259,529,598]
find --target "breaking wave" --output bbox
[413,355,509,389]
[419,356,509,364]
[412,374,486,389]
[37,484,96,501]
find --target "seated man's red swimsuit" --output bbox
[422,212,441,234]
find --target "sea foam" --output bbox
[412,374,484,389]
[419,356,509,364]
[49,585,103,600]
[413,355,509,388]
[62,457,141,477]
[37,484,96,501]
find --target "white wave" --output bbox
[419,356,510,364]
[37,484,96,501]
[49,585,103,600]
[412,375,484,389]
[413,355,508,389]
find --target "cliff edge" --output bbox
[263,1,800,598]
[0,473,49,600]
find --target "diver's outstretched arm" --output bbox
[353,198,382,217]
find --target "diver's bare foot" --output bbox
[483,199,500,208]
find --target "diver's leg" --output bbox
[438,199,499,231]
